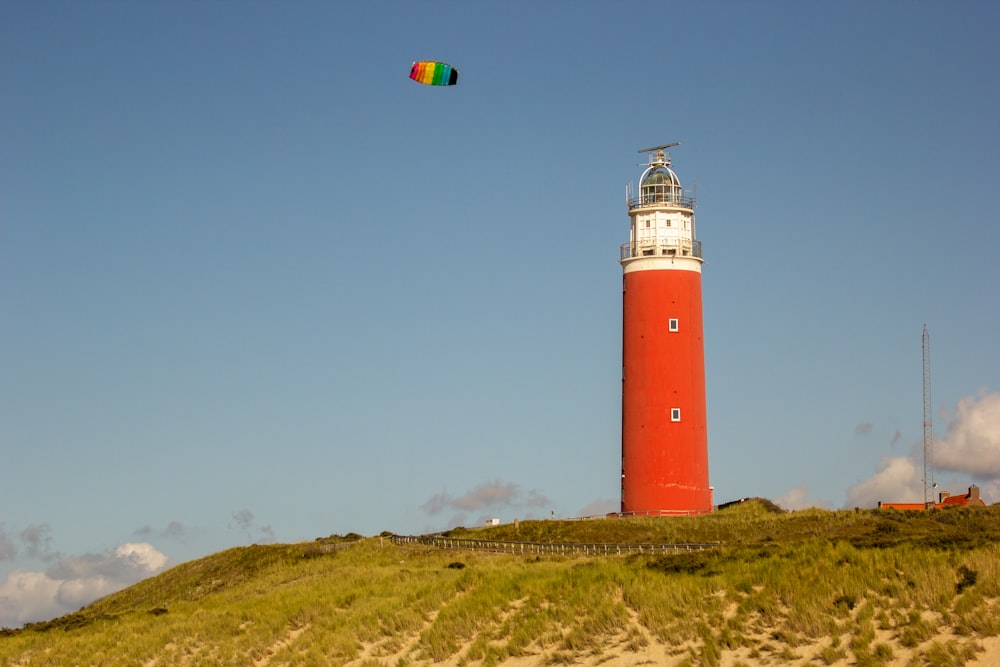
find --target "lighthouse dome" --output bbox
[640,166,683,204]
[641,167,680,188]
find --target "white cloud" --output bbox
[776,485,833,511]
[842,391,1000,508]
[934,391,1000,477]
[0,570,60,628]
[0,542,168,629]
[114,543,169,572]
[844,391,1000,507]
[844,455,922,508]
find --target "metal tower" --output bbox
[922,324,935,507]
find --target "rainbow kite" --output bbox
[409,61,458,86]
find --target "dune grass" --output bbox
[2,503,999,665]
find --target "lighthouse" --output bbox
[620,143,712,515]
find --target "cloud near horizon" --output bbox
[845,391,1000,508]
[0,543,168,629]
[845,456,923,508]
[776,485,833,511]
[421,480,550,528]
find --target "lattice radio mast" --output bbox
[922,324,935,506]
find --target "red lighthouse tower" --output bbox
[620,143,712,515]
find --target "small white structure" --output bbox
[485,518,500,526]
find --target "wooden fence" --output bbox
[390,535,717,556]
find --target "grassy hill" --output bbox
[2,502,999,666]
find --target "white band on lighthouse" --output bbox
[622,256,702,274]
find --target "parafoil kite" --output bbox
[409,61,458,86]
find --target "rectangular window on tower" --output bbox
[668,318,679,332]
[671,408,681,422]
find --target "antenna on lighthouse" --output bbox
[638,142,680,153]
[637,142,680,168]
[922,324,935,507]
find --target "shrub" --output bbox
[647,551,717,576]
[698,629,721,666]
[818,643,847,665]
[955,565,977,594]
[899,611,936,648]
[834,594,857,611]
[922,639,980,667]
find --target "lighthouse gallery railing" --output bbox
[620,239,703,261]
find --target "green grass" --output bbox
[2,503,999,665]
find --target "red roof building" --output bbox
[878,485,986,510]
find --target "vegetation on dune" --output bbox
[1,503,999,666]
[447,500,1000,550]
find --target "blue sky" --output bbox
[2,0,999,625]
